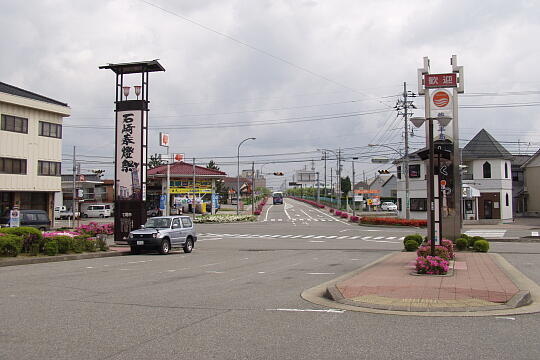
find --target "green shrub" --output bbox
[44,240,59,256]
[72,238,84,253]
[52,236,74,254]
[0,227,43,253]
[455,238,468,251]
[84,238,97,252]
[0,234,23,257]
[95,236,108,251]
[30,243,40,256]
[404,239,419,251]
[469,236,484,248]
[473,239,490,253]
[403,234,424,247]
[459,233,470,240]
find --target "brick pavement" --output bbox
[336,252,520,306]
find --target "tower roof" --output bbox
[462,129,512,160]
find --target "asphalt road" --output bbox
[2,198,539,360]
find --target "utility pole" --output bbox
[323,151,327,198]
[330,168,334,206]
[251,161,255,215]
[337,148,341,210]
[352,159,356,217]
[316,172,320,204]
[396,82,416,219]
[192,158,196,220]
[71,146,76,229]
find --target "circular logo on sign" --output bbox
[432,91,450,107]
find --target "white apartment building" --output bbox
[0,82,70,219]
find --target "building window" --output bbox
[409,164,421,178]
[504,162,509,178]
[39,121,62,138]
[410,198,427,211]
[465,200,474,214]
[397,198,402,211]
[1,114,28,134]
[38,161,61,176]
[483,161,491,178]
[505,193,509,207]
[397,166,402,179]
[0,157,27,174]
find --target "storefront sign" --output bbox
[9,209,20,227]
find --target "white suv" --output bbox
[381,202,397,211]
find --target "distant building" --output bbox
[368,174,397,199]
[0,82,70,220]
[394,129,515,223]
[520,149,540,216]
[241,169,267,189]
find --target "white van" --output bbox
[82,204,111,218]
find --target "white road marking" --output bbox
[465,230,506,238]
[266,308,345,313]
[339,229,348,233]
[258,272,266,274]
[201,263,221,267]
[350,236,360,239]
[280,235,292,238]
[198,237,222,241]
[373,236,384,240]
[291,235,303,238]
[336,236,348,239]
[264,204,274,222]
[307,272,336,275]
[386,236,397,240]
[206,271,224,274]
[495,316,516,320]
[325,235,337,239]
[85,267,94,269]
[532,231,539,237]
[314,235,326,239]
[278,219,283,222]
[302,235,315,239]
[309,240,325,243]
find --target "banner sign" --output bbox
[173,153,184,162]
[9,209,20,227]
[354,189,380,194]
[169,179,212,194]
[116,110,144,200]
[160,132,169,147]
[424,73,457,88]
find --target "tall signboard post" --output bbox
[417,56,464,242]
[100,60,165,243]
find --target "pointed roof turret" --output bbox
[462,129,512,160]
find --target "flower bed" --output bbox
[416,245,451,260]
[194,214,257,223]
[360,217,427,227]
[75,222,114,236]
[415,255,449,275]
[340,213,349,219]
[350,215,359,223]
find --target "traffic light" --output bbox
[378,169,390,174]
[273,172,284,176]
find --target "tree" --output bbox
[340,176,351,197]
[148,154,165,169]
[207,160,220,171]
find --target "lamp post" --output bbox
[237,137,256,215]
[368,143,409,219]
[318,148,339,208]
[410,115,452,256]
[351,157,358,217]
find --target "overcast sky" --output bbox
[2,0,540,188]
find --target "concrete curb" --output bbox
[0,250,129,267]
[301,252,540,317]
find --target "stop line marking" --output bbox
[266,308,345,313]
[197,233,402,243]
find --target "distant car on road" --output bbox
[381,202,398,211]
[272,192,284,205]
[127,216,197,255]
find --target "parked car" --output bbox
[0,210,50,231]
[82,204,111,218]
[127,216,197,255]
[272,192,284,205]
[54,206,80,220]
[381,202,398,211]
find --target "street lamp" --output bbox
[237,137,256,215]
[317,148,340,209]
[410,115,453,256]
[351,157,358,217]
[368,143,410,220]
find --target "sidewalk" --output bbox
[325,252,532,313]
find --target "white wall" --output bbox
[0,101,66,192]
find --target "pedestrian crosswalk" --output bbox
[198,233,403,243]
[464,230,507,238]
